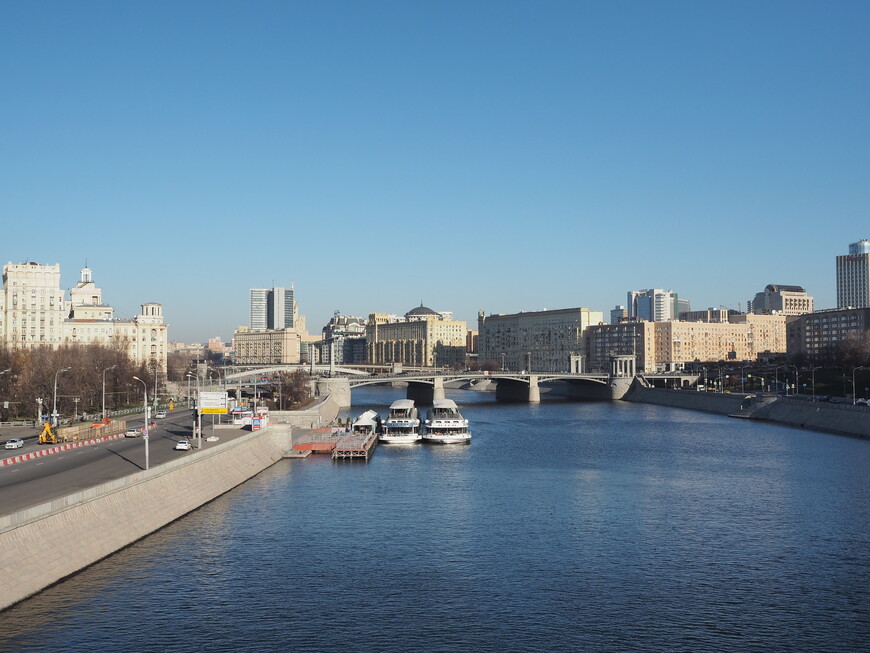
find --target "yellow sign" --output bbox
[201,407,228,414]
[169,400,175,410]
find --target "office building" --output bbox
[627,289,683,322]
[250,285,300,330]
[836,240,870,308]
[366,305,467,368]
[749,284,813,315]
[478,306,603,372]
[787,307,870,361]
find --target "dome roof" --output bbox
[405,304,438,318]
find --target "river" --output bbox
[1,386,868,652]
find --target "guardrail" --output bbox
[0,421,36,428]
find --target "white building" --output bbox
[627,289,682,322]
[836,240,870,309]
[250,285,300,330]
[1,262,168,369]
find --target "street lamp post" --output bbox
[852,367,866,405]
[810,366,821,402]
[132,376,150,470]
[102,365,116,421]
[52,367,71,426]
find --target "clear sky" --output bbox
[3,1,869,343]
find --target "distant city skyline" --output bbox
[3,2,868,342]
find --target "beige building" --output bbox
[478,306,604,372]
[232,326,302,364]
[1,262,66,346]
[750,284,813,315]
[2,262,168,369]
[366,305,467,368]
[586,315,789,372]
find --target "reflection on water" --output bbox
[1,386,869,652]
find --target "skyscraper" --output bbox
[627,289,681,322]
[837,240,870,308]
[250,285,297,329]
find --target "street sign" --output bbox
[199,391,228,414]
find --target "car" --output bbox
[155,410,167,419]
[174,439,192,451]
[4,438,24,450]
[125,428,141,438]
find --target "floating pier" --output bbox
[292,427,379,461]
[332,431,379,461]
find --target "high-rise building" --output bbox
[627,289,682,321]
[250,285,298,330]
[836,240,870,308]
[249,289,269,329]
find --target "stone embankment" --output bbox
[623,382,870,438]
[0,395,338,612]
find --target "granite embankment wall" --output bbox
[0,395,337,612]
[624,383,870,438]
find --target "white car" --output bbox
[155,410,167,419]
[174,439,192,451]
[4,438,24,449]
[125,428,141,438]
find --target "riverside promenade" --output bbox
[0,396,340,612]
[623,382,870,439]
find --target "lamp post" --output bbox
[132,376,150,470]
[186,372,194,407]
[852,366,866,405]
[810,366,821,402]
[102,365,116,421]
[52,367,71,426]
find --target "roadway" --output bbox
[0,409,247,516]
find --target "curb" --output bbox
[1,433,126,467]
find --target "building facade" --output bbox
[586,315,788,372]
[366,306,467,368]
[836,240,870,309]
[250,286,300,330]
[1,262,168,369]
[477,306,604,372]
[750,284,814,315]
[787,307,870,361]
[319,314,367,365]
[627,289,682,322]
[232,326,302,365]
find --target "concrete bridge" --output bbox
[220,356,657,407]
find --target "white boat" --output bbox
[422,399,471,444]
[379,399,421,444]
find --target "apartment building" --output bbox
[477,306,604,372]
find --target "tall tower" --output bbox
[836,240,870,308]
[250,289,269,329]
[250,285,298,329]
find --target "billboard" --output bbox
[199,391,229,414]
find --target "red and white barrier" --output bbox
[1,432,126,467]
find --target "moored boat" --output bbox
[379,399,421,444]
[422,399,471,444]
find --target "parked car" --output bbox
[5,438,24,449]
[856,398,868,406]
[174,439,192,451]
[125,428,141,438]
[155,410,167,419]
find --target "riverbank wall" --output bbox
[623,383,870,438]
[0,396,335,612]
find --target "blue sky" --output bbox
[2,1,869,342]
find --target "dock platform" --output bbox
[332,431,379,461]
